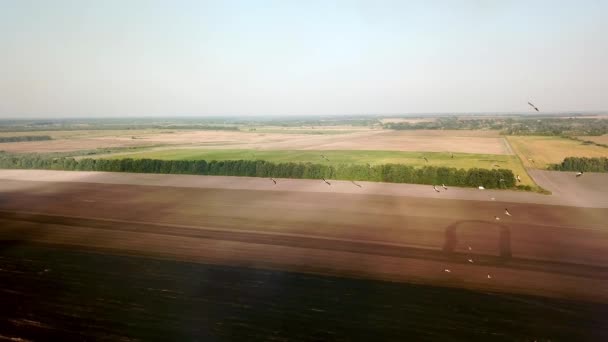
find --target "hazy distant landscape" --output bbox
[2,0,608,340]
[1,113,607,190]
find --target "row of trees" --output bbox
[383,117,608,136]
[0,135,51,143]
[0,153,515,188]
[549,157,608,172]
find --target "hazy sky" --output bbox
[1,0,607,118]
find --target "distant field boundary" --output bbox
[0,135,52,143]
[549,157,608,172]
[0,154,516,189]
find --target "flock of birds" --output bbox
[268,101,585,190]
[265,101,588,281]
[443,205,514,280]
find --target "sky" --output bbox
[0,0,607,118]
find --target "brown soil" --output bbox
[0,129,510,154]
[1,177,607,303]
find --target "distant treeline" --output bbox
[549,157,608,172]
[161,125,239,131]
[0,135,52,143]
[384,117,608,136]
[564,136,608,149]
[0,125,238,132]
[0,154,515,188]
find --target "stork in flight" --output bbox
[505,208,512,216]
[478,186,485,190]
[442,184,448,190]
[516,175,521,182]
[322,177,331,186]
[320,154,330,162]
[528,101,539,112]
[433,185,440,193]
[444,269,451,273]
[576,171,584,177]
[270,178,277,185]
[495,216,501,221]
[352,180,362,188]
[423,156,429,163]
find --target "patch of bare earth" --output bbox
[0,138,151,153]
[379,118,437,124]
[1,174,608,303]
[0,128,509,154]
[133,129,508,153]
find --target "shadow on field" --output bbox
[443,220,512,259]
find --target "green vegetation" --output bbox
[549,157,608,172]
[109,149,516,168]
[0,135,52,143]
[566,136,608,149]
[107,149,532,186]
[384,116,608,136]
[0,152,515,189]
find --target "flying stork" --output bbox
[528,101,540,112]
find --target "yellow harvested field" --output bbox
[507,136,608,169]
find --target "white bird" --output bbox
[576,171,584,177]
[433,185,440,192]
[423,156,429,163]
[352,180,362,188]
[444,269,451,273]
[468,246,472,251]
[270,178,277,185]
[322,177,331,186]
[505,208,512,216]
[495,216,501,221]
[442,184,448,190]
[487,274,492,279]
[468,259,474,263]
[516,175,521,182]
[478,186,485,190]
[320,154,330,161]
[490,197,496,201]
